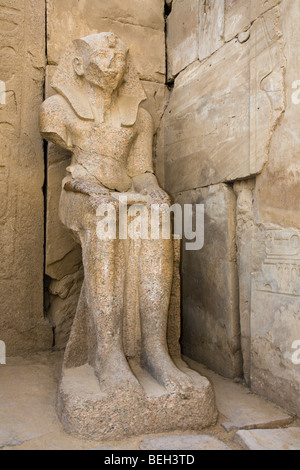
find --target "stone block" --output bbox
[234,428,300,451]
[199,0,225,61]
[164,6,284,194]
[176,184,242,378]
[167,0,199,79]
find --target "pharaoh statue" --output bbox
[40,33,216,439]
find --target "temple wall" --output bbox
[163,0,300,415]
[0,0,52,355]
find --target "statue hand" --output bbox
[89,193,119,211]
[142,188,171,206]
[64,179,110,197]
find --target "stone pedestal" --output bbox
[57,358,217,440]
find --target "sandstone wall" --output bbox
[0,0,52,355]
[44,0,168,350]
[163,0,300,415]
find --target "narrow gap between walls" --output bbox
[42,0,55,348]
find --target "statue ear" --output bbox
[73,57,84,76]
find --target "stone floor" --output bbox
[0,351,299,450]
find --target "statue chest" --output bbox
[67,121,136,161]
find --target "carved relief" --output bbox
[0,1,24,279]
[255,229,300,296]
[250,7,285,174]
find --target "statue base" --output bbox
[56,357,217,440]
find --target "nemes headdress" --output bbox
[51,33,147,126]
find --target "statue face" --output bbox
[83,47,128,91]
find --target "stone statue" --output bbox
[40,33,216,439]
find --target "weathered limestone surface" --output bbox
[0,0,52,354]
[255,1,300,231]
[186,359,293,433]
[47,0,165,83]
[163,5,284,194]
[167,0,225,79]
[234,428,300,451]
[140,434,231,450]
[251,227,300,417]
[225,0,281,42]
[176,184,242,379]
[167,0,199,80]
[198,0,225,61]
[249,0,300,416]
[164,39,249,193]
[163,1,299,413]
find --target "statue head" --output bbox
[51,33,146,126]
[72,33,129,92]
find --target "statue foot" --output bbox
[95,348,140,392]
[141,348,194,394]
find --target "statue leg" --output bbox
[139,238,194,393]
[79,229,139,392]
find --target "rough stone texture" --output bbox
[57,358,217,440]
[234,428,300,451]
[0,0,52,355]
[140,434,231,450]
[47,0,165,83]
[163,5,284,194]
[186,358,293,433]
[167,0,199,80]
[176,184,242,379]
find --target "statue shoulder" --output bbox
[40,94,72,149]
[40,94,71,121]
